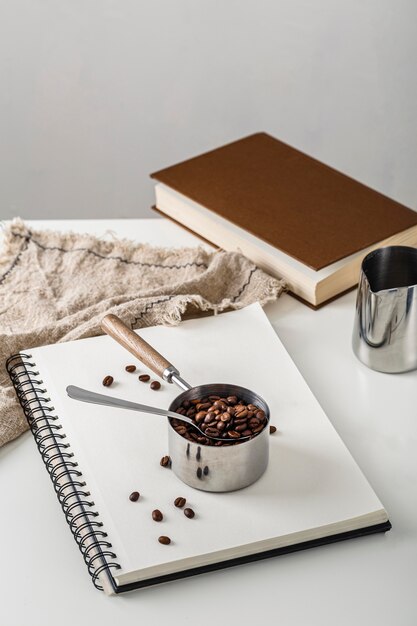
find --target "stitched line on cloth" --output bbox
[130,266,259,328]
[7,230,209,271]
[0,236,30,287]
[232,266,257,302]
[131,296,173,328]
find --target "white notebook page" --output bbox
[28,304,386,585]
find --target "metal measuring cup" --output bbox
[101,315,270,492]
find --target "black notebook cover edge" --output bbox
[111,520,391,594]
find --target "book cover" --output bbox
[151,133,417,271]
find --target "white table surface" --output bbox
[1,219,416,626]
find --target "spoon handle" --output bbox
[66,385,192,424]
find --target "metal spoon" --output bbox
[66,385,249,442]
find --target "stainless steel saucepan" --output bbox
[76,314,270,492]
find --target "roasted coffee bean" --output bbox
[195,411,207,423]
[186,408,196,417]
[208,395,221,401]
[184,507,195,519]
[227,396,238,405]
[247,404,257,411]
[125,365,136,373]
[235,408,248,419]
[205,427,220,437]
[204,413,214,424]
[220,412,231,422]
[102,375,114,387]
[249,418,261,428]
[234,418,247,426]
[152,509,163,522]
[129,491,140,502]
[256,410,266,422]
[227,406,236,415]
[253,425,264,434]
[190,399,200,405]
[176,407,185,415]
[227,430,241,438]
[158,535,171,545]
[139,374,150,382]
[160,455,171,467]
[175,426,187,436]
[242,429,252,437]
[235,423,248,432]
[150,380,161,390]
[196,402,211,410]
[217,421,226,431]
[174,497,186,508]
[270,425,277,434]
[182,400,191,409]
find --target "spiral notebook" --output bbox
[7,304,390,594]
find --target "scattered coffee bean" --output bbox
[102,375,114,387]
[174,497,186,508]
[158,535,171,545]
[160,455,171,467]
[152,509,163,522]
[184,507,195,519]
[139,374,150,382]
[269,425,277,434]
[125,365,136,373]
[129,491,140,502]
[150,380,161,390]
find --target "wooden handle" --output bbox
[101,314,172,379]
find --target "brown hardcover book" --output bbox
[151,133,417,306]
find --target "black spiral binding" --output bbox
[6,353,122,591]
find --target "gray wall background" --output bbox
[1,0,416,220]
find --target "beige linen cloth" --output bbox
[0,219,285,447]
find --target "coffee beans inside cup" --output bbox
[170,395,268,446]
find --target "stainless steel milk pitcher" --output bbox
[352,246,417,373]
